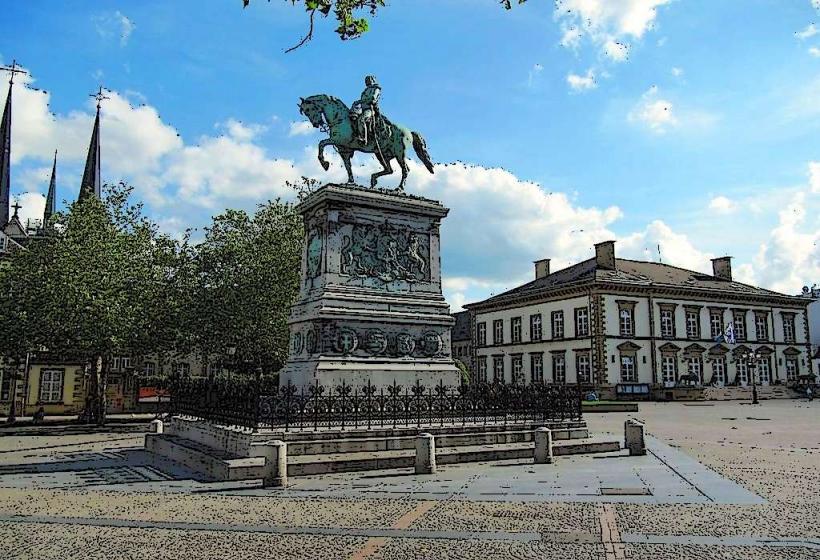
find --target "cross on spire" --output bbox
[90,86,109,110]
[0,60,28,86]
[11,200,21,217]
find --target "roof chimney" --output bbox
[594,240,616,270]
[534,258,550,280]
[711,256,732,281]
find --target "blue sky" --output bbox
[2,0,820,309]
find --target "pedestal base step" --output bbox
[145,433,266,482]
[287,436,621,477]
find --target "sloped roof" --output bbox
[468,257,798,309]
[451,310,471,342]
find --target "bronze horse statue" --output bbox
[298,94,434,190]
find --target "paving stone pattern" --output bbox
[0,400,817,559]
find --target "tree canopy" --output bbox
[243,0,527,52]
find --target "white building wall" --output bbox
[473,295,592,385]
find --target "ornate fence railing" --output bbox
[167,378,583,431]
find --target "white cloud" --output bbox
[604,39,629,62]
[13,192,46,230]
[567,69,597,91]
[93,11,135,46]
[671,67,684,77]
[708,196,737,214]
[813,0,820,11]
[559,25,582,49]
[619,220,714,274]
[554,0,671,61]
[810,161,820,193]
[809,46,820,57]
[219,118,268,142]
[796,23,818,40]
[628,86,677,133]
[288,120,316,137]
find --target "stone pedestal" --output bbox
[625,419,646,456]
[534,427,553,464]
[279,184,460,389]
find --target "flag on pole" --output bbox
[724,321,736,344]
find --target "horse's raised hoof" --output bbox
[320,160,329,171]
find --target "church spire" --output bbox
[0,61,28,227]
[43,150,56,225]
[78,87,108,201]
[0,82,11,226]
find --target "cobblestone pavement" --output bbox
[0,399,817,559]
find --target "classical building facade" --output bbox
[465,241,815,399]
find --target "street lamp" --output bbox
[732,349,761,405]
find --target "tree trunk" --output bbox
[97,355,107,426]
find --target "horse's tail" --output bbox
[412,131,435,174]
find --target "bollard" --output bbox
[415,433,436,474]
[148,419,164,434]
[534,427,553,464]
[251,440,288,487]
[624,419,646,456]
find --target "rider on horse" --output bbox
[350,75,382,144]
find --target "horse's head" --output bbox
[298,96,325,130]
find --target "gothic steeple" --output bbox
[0,81,10,226]
[78,105,101,201]
[43,150,56,225]
[0,61,28,227]
[78,87,108,202]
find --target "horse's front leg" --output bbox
[338,149,355,184]
[318,138,333,171]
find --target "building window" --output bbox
[478,356,488,383]
[174,362,191,377]
[0,373,11,401]
[39,369,64,403]
[575,307,589,337]
[530,354,544,384]
[511,317,522,344]
[660,308,675,338]
[785,358,798,381]
[122,357,131,370]
[493,320,504,345]
[733,311,747,341]
[755,312,769,341]
[758,358,771,384]
[710,311,723,340]
[551,311,564,339]
[492,356,504,383]
[782,314,795,343]
[620,355,637,382]
[576,353,591,383]
[685,309,700,339]
[619,309,634,336]
[530,314,542,341]
[553,354,566,384]
[736,361,749,385]
[661,355,677,385]
[512,355,524,384]
[112,356,121,372]
[686,357,702,384]
[711,357,726,385]
[144,362,156,377]
[477,322,487,346]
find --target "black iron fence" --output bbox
[165,377,583,431]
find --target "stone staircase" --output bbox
[145,417,621,482]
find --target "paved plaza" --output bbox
[0,400,817,559]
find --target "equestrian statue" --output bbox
[298,76,435,191]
